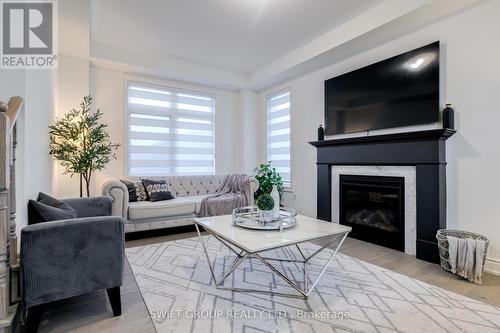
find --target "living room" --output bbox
[1,0,499,332]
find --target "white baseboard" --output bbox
[485,257,500,276]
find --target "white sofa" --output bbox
[102,175,258,233]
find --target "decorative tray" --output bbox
[232,206,297,231]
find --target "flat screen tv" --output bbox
[325,42,439,135]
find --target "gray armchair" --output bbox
[21,196,125,332]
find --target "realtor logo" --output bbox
[1,0,57,69]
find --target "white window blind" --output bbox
[127,82,215,176]
[267,91,291,186]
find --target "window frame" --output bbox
[266,88,292,189]
[125,79,216,177]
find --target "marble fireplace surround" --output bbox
[331,166,417,255]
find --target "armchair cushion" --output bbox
[28,193,77,224]
[63,196,113,217]
[21,216,125,309]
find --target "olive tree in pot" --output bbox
[49,95,120,197]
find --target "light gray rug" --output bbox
[126,237,500,333]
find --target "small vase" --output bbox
[443,104,455,129]
[318,124,325,141]
[270,185,280,220]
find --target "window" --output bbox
[127,82,215,176]
[266,90,291,187]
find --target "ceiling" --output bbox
[90,0,385,74]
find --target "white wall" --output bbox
[54,0,91,197]
[88,67,244,196]
[54,55,90,197]
[89,67,125,196]
[258,0,500,273]
[24,71,56,203]
[240,90,265,174]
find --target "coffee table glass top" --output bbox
[194,214,351,253]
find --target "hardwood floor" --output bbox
[338,236,500,307]
[33,229,500,332]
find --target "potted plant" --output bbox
[49,95,120,197]
[255,193,274,222]
[254,162,284,199]
[254,162,284,218]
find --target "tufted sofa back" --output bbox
[103,174,259,220]
[123,175,228,197]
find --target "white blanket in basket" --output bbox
[447,236,486,285]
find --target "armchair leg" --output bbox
[25,304,44,333]
[106,286,122,316]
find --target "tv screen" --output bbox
[325,42,439,135]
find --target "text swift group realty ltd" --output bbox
[150,309,351,320]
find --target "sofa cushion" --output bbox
[128,197,200,221]
[62,196,113,218]
[142,179,175,202]
[181,195,208,215]
[120,179,147,202]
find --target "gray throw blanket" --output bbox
[197,174,251,217]
[447,235,486,285]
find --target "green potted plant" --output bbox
[49,95,120,197]
[256,193,275,222]
[254,162,284,219]
[254,162,284,199]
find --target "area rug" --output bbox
[126,237,500,333]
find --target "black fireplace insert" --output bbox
[340,175,405,251]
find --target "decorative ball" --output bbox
[256,193,274,211]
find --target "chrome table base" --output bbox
[194,224,349,299]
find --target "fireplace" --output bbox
[309,129,456,263]
[340,175,405,251]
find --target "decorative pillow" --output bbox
[28,192,77,224]
[142,179,175,202]
[120,179,147,202]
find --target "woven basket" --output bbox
[436,229,489,274]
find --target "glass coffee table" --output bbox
[194,214,351,299]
